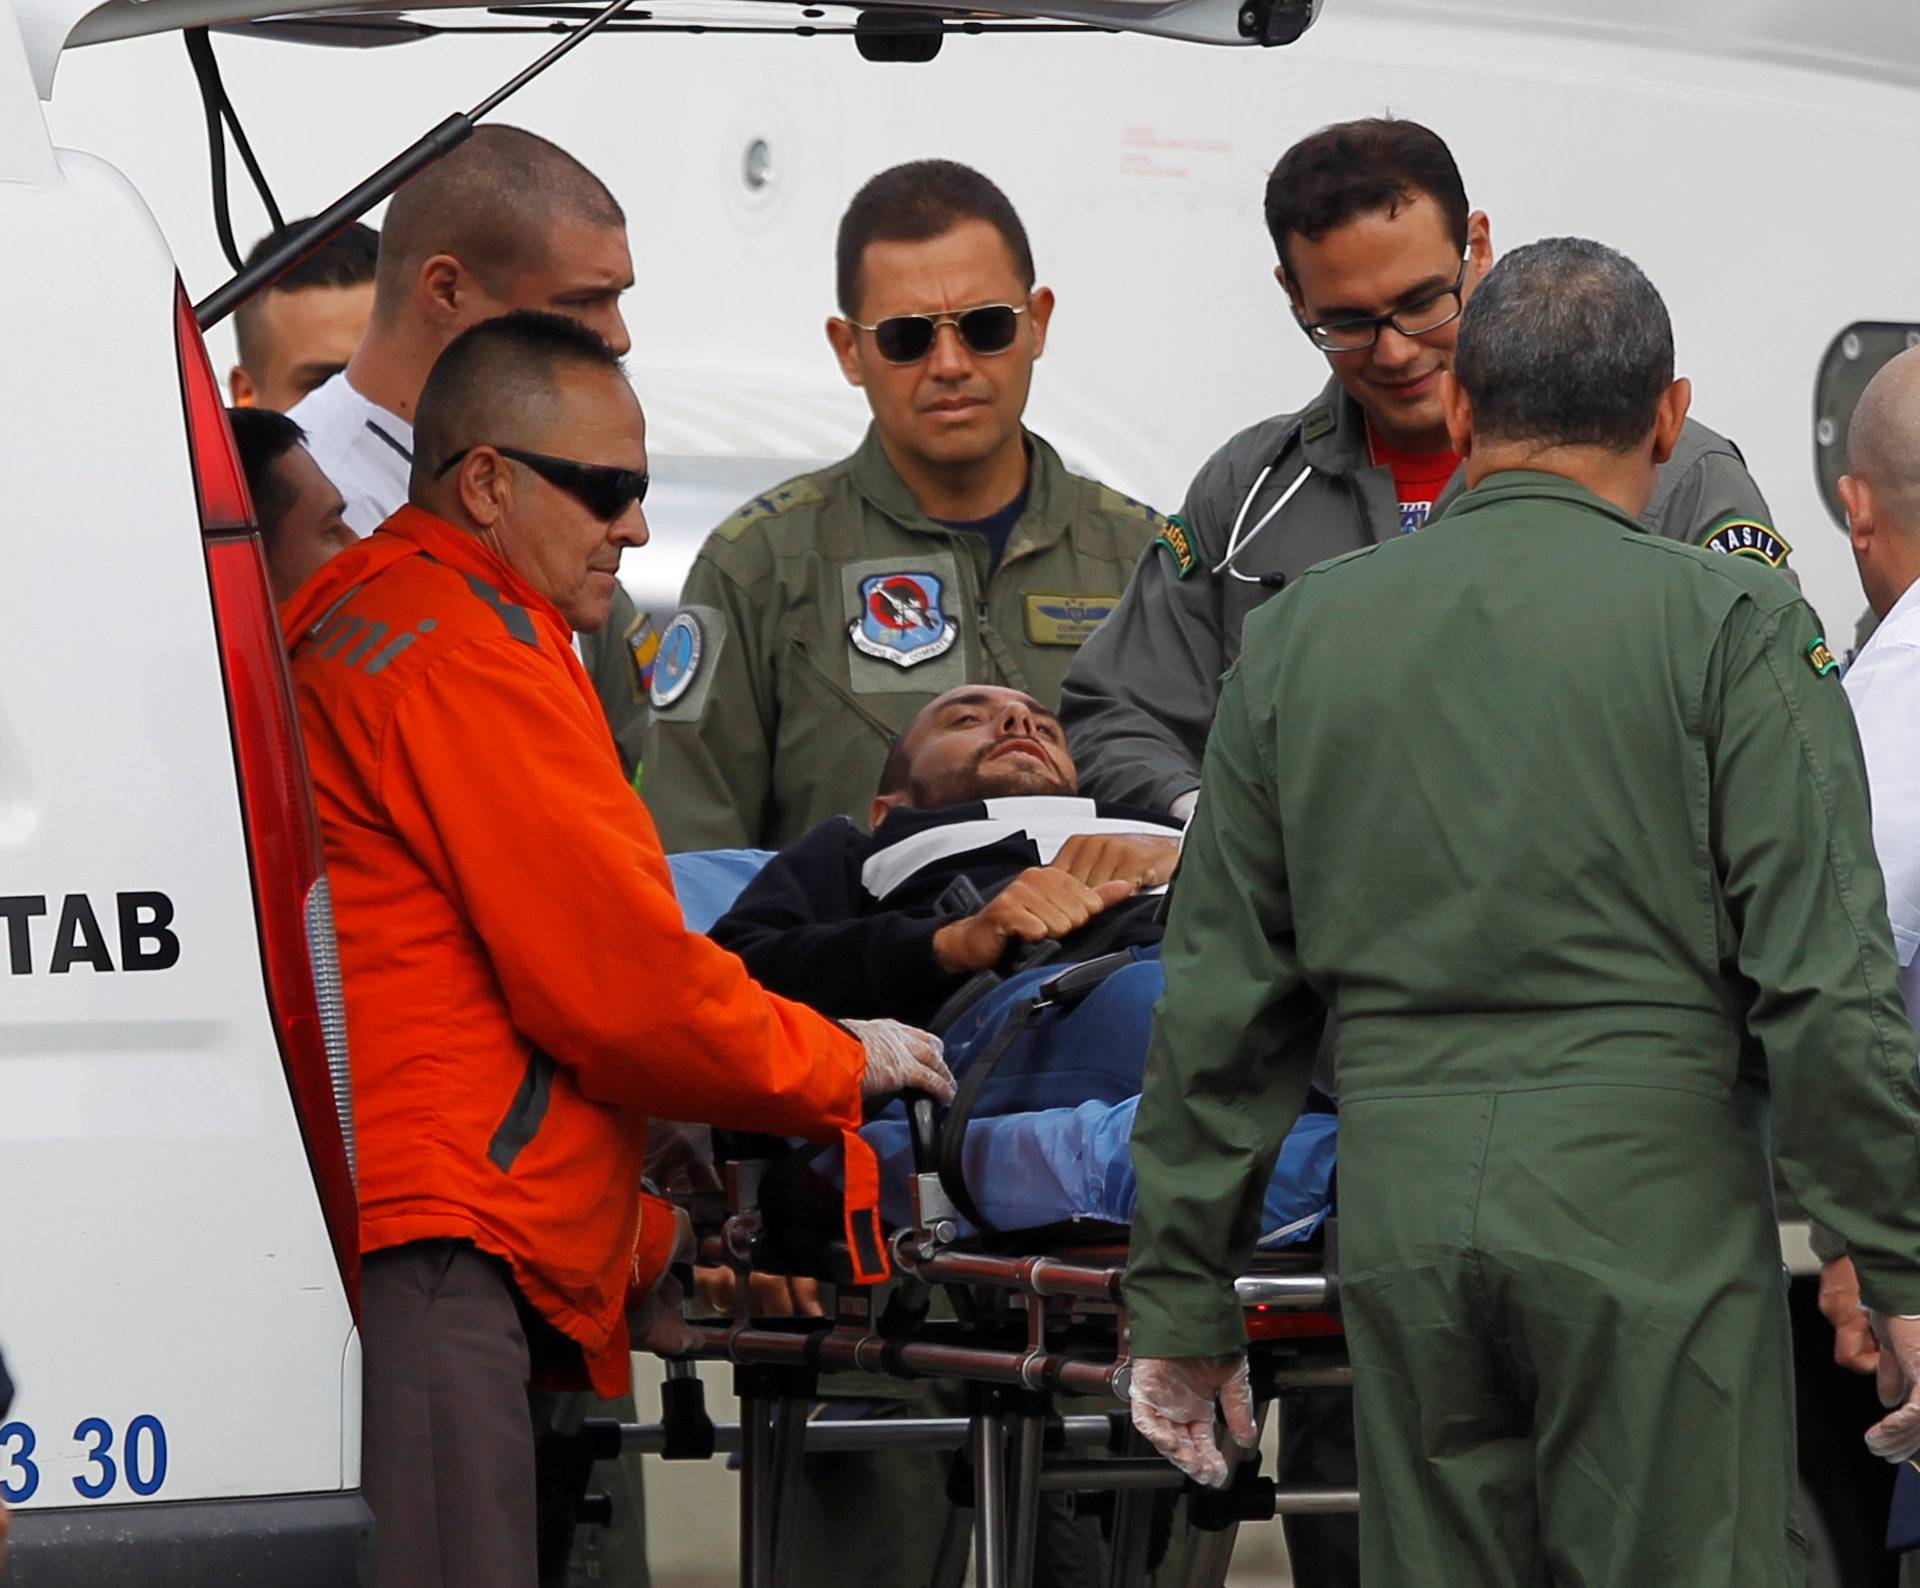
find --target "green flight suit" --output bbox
[1062,377,1787,813]
[640,428,1163,852]
[1126,471,1920,1587]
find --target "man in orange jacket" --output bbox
[283,309,952,1588]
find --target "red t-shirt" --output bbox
[1368,423,1460,535]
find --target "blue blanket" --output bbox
[670,850,1337,1243]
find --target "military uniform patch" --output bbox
[1701,518,1792,567]
[624,612,660,704]
[1155,516,1198,579]
[649,611,705,708]
[1807,637,1839,677]
[848,571,958,668]
[1024,594,1118,646]
[1301,403,1336,443]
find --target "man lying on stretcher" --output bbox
[707,685,1336,1240]
[711,685,1181,1026]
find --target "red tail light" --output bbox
[176,281,360,1317]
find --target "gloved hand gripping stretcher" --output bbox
[584,851,1357,1588]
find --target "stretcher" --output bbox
[607,1122,1351,1585]
[603,866,1357,1585]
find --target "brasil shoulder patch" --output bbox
[1701,517,1792,567]
[1155,515,1198,579]
[1807,637,1839,677]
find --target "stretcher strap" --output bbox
[936,997,1044,1235]
[841,1126,890,1283]
[936,950,1139,1237]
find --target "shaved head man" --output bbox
[289,123,653,778]
[410,310,649,633]
[290,123,633,535]
[1840,346,1920,620]
[1817,352,1920,1512]
[368,125,633,379]
[282,309,936,1588]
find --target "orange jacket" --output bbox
[284,506,871,1395]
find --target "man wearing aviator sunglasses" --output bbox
[643,159,1164,861]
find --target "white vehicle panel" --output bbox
[46,11,1913,631]
[0,148,353,1507]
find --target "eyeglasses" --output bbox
[435,445,649,521]
[846,302,1028,365]
[1296,257,1471,353]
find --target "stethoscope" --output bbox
[1212,460,1315,586]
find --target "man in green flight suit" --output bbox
[1061,117,1789,822]
[1124,237,1920,1587]
[641,159,1163,853]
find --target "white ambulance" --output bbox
[0,0,1280,1577]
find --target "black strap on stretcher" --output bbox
[924,948,1141,1236]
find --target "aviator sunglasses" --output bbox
[846,302,1028,365]
[435,445,650,521]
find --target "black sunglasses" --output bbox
[846,302,1027,365]
[435,445,649,522]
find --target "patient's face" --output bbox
[903,686,1077,807]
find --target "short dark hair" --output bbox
[1454,237,1674,453]
[233,220,379,374]
[876,726,914,800]
[411,310,627,494]
[1264,118,1469,278]
[835,160,1034,317]
[227,406,307,544]
[377,125,623,315]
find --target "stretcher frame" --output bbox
[611,1145,1357,1588]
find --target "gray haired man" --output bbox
[1123,237,1920,1587]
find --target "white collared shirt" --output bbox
[1844,577,1920,1022]
[287,371,414,534]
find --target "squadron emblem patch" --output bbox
[1155,516,1198,579]
[1807,637,1839,677]
[1701,518,1792,567]
[649,611,704,708]
[1025,594,1118,646]
[849,571,958,668]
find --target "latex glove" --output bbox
[1865,1312,1920,1461]
[846,1017,954,1103]
[629,1268,701,1357]
[1129,1353,1257,1488]
[1819,1257,1881,1375]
